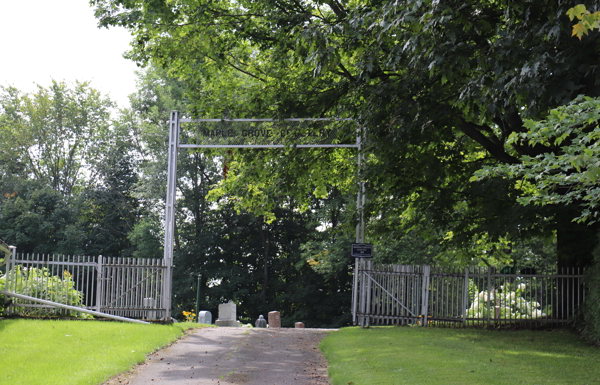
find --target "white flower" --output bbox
[530,309,544,318]
[505,292,516,301]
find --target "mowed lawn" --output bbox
[0,319,205,385]
[320,326,600,385]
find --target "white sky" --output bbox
[0,0,138,109]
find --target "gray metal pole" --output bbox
[0,291,149,324]
[352,126,366,326]
[163,111,180,320]
[96,255,103,313]
[196,274,202,323]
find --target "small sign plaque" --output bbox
[351,243,373,258]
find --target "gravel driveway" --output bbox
[103,327,334,385]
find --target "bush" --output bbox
[0,265,92,318]
[467,282,548,320]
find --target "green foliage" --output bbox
[467,282,549,320]
[91,0,600,270]
[473,96,600,224]
[568,4,600,39]
[0,266,91,318]
[0,180,85,254]
[0,81,113,196]
[0,81,141,258]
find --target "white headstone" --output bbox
[197,310,212,324]
[218,301,236,320]
[216,301,240,327]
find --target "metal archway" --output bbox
[163,112,365,322]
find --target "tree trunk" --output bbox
[556,214,599,270]
[555,208,600,319]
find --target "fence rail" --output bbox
[354,260,585,328]
[2,251,167,320]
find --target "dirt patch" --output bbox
[103,327,334,385]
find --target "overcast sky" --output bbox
[0,0,138,108]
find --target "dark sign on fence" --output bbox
[352,243,373,258]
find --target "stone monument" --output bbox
[255,315,267,328]
[216,301,240,327]
[268,311,281,328]
[197,310,212,324]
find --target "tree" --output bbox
[0,81,114,196]
[0,81,121,255]
[121,66,355,325]
[473,96,600,225]
[91,0,600,269]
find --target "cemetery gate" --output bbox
[355,259,585,328]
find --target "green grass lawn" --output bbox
[0,319,207,385]
[320,326,600,385]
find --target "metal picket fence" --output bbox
[2,250,167,320]
[354,259,585,328]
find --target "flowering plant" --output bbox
[181,310,196,322]
[467,282,549,320]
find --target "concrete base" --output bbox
[215,320,241,327]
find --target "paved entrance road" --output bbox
[104,327,333,385]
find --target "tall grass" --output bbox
[320,327,600,385]
[0,319,204,385]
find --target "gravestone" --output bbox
[216,301,240,327]
[295,322,305,328]
[255,315,268,328]
[197,310,212,324]
[268,311,281,328]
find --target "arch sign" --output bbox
[163,112,365,322]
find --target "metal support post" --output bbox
[462,267,469,324]
[163,111,180,320]
[96,255,103,312]
[6,246,16,313]
[421,265,430,327]
[353,125,368,326]
[196,274,202,322]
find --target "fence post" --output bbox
[352,257,359,325]
[5,246,16,314]
[421,265,430,327]
[365,259,372,327]
[487,266,492,327]
[196,274,202,322]
[462,267,469,324]
[358,259,367,327]
[96,255,103,313]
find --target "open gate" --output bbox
[2,249,167,320]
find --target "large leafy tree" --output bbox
[0,81,131,256]
[0,81,114,196]
[91,0,600,268]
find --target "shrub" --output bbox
[0,265,92,318]
[467,282,548,320]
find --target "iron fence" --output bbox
[354,259,585,328]
[2,251,167,320]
